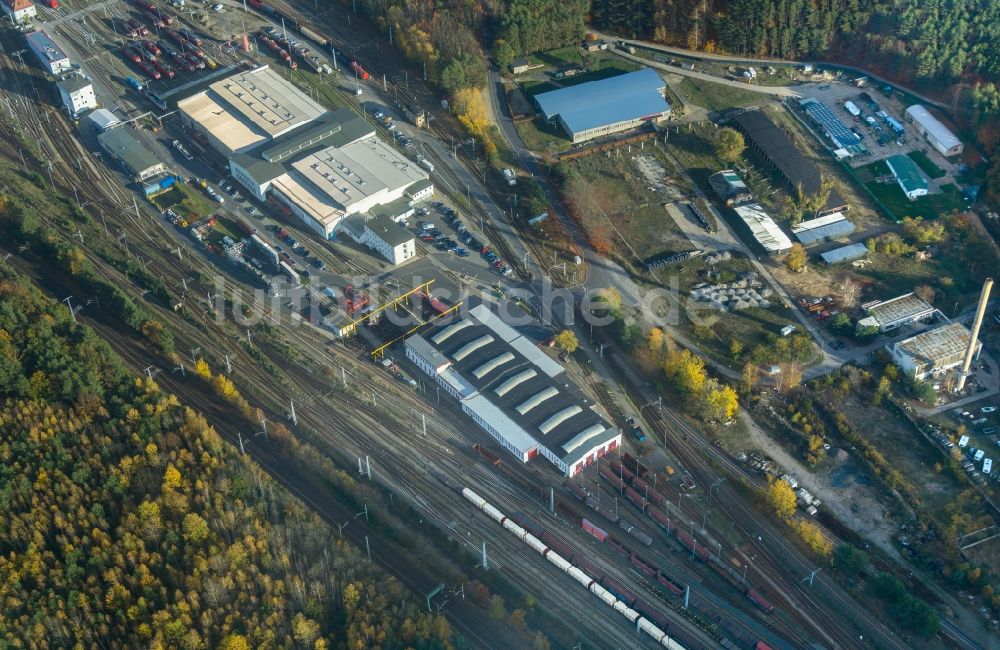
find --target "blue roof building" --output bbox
[534,68,670,143]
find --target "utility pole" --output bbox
[549,487,555,514]
[421,412,427,437]
[237,432,246,454]
[683,585,690,609]
[62,296,80,323]
[364,535,371,562]
[289,399,297,425]
[803,568,821,587]
[481,542,488,570]
[223,353,233,374]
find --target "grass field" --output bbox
[561,149,687,265]
[677,77,767,112]
[907,150,946,179]
[520,61,638,99]
[153,183,215,219]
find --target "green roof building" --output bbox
[885,154,928,199]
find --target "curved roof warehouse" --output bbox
[534,68,671,144]
[405,303,621,476]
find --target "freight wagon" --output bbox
[472,443,501,466]
[656,570,685,596]
[298,25,329,47]
[539,531,575,562]
[600,576,637,606]
[351,61,370,80]
[608,459,635,484]
[747,588,775,614]
[598,464,626,491]
[581,518,608,542]
[564,480,589,501]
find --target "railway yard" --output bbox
[0,1,991,649]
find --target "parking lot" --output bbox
[795,81,960,181]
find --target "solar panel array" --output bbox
[800,99,863,151]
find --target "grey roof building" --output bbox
[891,322,980,380]
[862,293,937,332]
[406,303,621,476]
[97,128,165,181]
[731,109,848,216]
[791,212,855,245]
[534,68,670,144]
[820,242,868,265]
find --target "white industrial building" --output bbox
[25,30,71,75]
[406,304,621,476]
[87,108,121,131]
[904,105,963,157]
[177,66,329,157]
[57,76,96,117]
[2,0,37,23]
[732,203,792,255]
[891,322,981,380]
[185,66,431,252]
[862,293,937,332]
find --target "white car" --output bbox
[211,3,223,11]
[982,406,997,413]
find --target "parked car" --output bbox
[981,406,997,413]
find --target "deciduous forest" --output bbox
[0,267,453,648]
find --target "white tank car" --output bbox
[461,488,486,509]
[524,533,548,555]
[502,518,527,539]
[546,551,571,571]
[567,566,594,588]
[482,502,505,523]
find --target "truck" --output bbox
[616,40,636,54]
[630,425,647,443]
[502,168,516,186]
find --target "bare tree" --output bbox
[914,284,937,305]
[839,276,861,309]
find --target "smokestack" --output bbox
[956,277,993,392]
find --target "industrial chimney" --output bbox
[956,277,993,393]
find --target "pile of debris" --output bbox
[690,274,774,311]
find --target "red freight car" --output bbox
[600,576,637,606]
[756,642,776,650]
[633,598,669,629]
[645,504,675,534]
[472,443,500,466]
[747,588,775,614]
[598,464,626,491]
[350,61,370,80]
[630,476,664,505]
[656,570,685,596]
[539,531,575,562]
[605,534,630,558]
[629,552,658,577]
[608,459,635,484]
[564,480,588,501]
[581,518,608,542]
[624,486,648,513]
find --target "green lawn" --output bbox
[528,45,583,68]
[512,117,571,153]
[907,150,946,179]
[677,77,767,112]
[153,183,216,219]
[864,178,967,220]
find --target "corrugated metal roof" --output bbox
[792,211,855,244]
[820,243,868,264]
[432,319,473,345]
[905,105,962,152]
[733,204,792,253]
[866,293,935,327]
[894,323,977,365]
[453,335,494,361]
[534,68,669,136]
[539,405,583,435]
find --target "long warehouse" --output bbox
[406,304,621,476]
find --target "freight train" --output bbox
[461,486,692,649]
